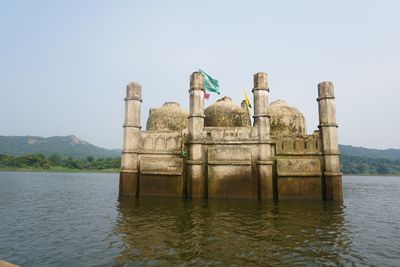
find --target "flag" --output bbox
[244,90,252,109]
[204,91,210,100]
[199,69,220,95]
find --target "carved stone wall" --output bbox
[140,131,184,152]
[207,146,256,199]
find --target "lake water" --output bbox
[0,172,399,266]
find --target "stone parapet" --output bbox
[274,134,321,155]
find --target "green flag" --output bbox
[199,69,220,94]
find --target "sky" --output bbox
[0,0,399,149]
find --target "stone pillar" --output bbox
[253,72,270,141]
[187,72,206,198]
[252,72,273,199]
[120,82,142,197]
[317,81,343,200]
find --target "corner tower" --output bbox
[252,72,273,199]
[317,81,343,200]
[120,82,142,197]
[187,72,206,198]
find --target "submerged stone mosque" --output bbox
[119,71,342,200]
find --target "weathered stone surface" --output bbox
[274,133,320,155]
[208,165,256,199]
[258,162,274,199]
[278,177,322,200]
[204,97,250,127]
[317,81,342,200]
[140,175,184,197]
[119,172,138,197]
[146,102,188,131]
[268,100,306,136]
[140,157,183,176]
[277,159,321,177]
[140,131,183,151]
[121,82,141,173]
[323,175,343,200]
[208,147,251,164]
[207,147,256,199]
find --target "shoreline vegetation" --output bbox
[0,167,119,173]
[0,153,399,175]
[0,154,120,173]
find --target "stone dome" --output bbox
[268,100,307,136]
[204,96,250,127]
[146,102,188,131]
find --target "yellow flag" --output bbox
[244,91,252,109]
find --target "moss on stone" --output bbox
[204,96,250,127]
[268,100,306,136]
[146,102,189,131]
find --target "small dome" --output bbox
[146,102,188,131]
[204,96,250,127]
[268,100,307,136]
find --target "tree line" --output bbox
[340,155,400,175]
[0,154,120,171]
[1,153,399,175]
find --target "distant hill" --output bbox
[338,145,400,175]
[1,135,399,174]
[339,145,400,160]
[0,135,120,159]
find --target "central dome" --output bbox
[204,96,250,127]
[268,100,306,136]
[146,102,188,131]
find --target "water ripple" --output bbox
[1,173,400,266]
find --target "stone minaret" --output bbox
[252,72,273,199]
[187,72,206,198]
[120,82,142,197]
[317,81,343,200]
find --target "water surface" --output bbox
[0,172,399,266]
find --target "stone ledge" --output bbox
[138,151,182,155]
[316,96,335,101]
[124,96,142,102]
[318,123,338,128]
[278,172,321,177]
[252,87,270,92]
[275,152,322,156]
[122,150,140,154]
[188,114,205,119]
[123,124,141,128]
[188,87,205,92]
[208,160,252,165]
[323,172,342,176]
[253,114,270,118]
[187,160,203,165]
[140,171,182,176]
[256,160,274,165]
[188,140,265,145]
[120,170,139,174]
[322,151,340,156]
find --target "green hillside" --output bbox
[0,135,120,159]
[0,135,399,174]
[339,144,400,161]
[340,154,400,175]
[338,145,400,175]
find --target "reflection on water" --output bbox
[114,198,355,266]
[1,173,399,266]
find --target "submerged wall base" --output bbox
[119,172,139,197]
[119,169,343,201]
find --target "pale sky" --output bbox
[1,0,399,149]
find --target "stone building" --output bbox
[119,72,342,200]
